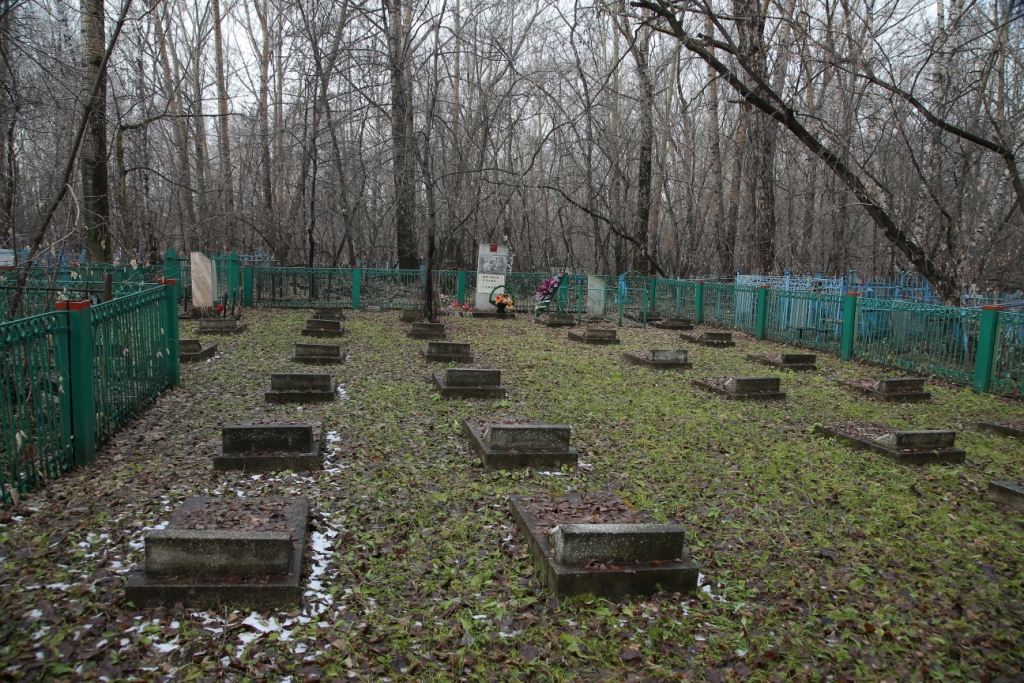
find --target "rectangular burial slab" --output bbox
[301,319,345,338]
[844,378,931,403]
[977,422,1024,439]
[399,309,423,323]
[549,524,687,565]
[125,496,309,610]
[510,496,698,598]
[462,419,577,470]
[817,425,965,465]
[622,350,692,371]
[691,376,786,401]
[653,318,694,330]
[198,318,248,335]
[293,343,344,365]
[433,368,506,399]
[312,307,346,321]
[568,328,620,345]
[179,338,217,363]
[747,353,818,371]
[533,312,577,328]
[408,322,447,339]
[875,430,955,450]
[988,481,1024,511]
[423,341,474,363]
[215,423,321,472]
[265,373,336,403]
[680,331,735,347]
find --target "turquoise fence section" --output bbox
[651,279,698,320]
[253,267,355,308]
[0,312,73,505]
[854,298,982,385]
[765,289,845,353]
[991,310,1024,396]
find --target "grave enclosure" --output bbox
[462,418,578,470]
[818,424,966,465]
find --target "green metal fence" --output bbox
[854,298,981,384]
[253,267,355,308]
[0,312,73,505]
[990,310,1024,396]
[765,289,844,353]
[651,279,698,321]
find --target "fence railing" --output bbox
[0,282,178,505]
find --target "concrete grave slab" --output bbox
[533,312,577,328]
[977,422,1024,439]
[197,318,248,335]
[214,423,322,472]
[301,318,345,338]
[816,424,965,465]
[423,341,474,363]
[179,338,217,363]
[622,349,692,371]
[293,343,344,365]
[312,307,346,321]
[125,496,309,610]
[408,322,447,340]
[747,352,817,371]
[691,376,786,401]
[462,418,577,470]
[399,309,423,323]
[988,481,1024,511]
[265,373,336,403]
[433,368,506,399]
[568,328,620,345]
[652,318,694,330]
[680,330,735,347]
[843,377,931,403]
[510,495,698,598]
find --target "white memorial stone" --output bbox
[191,252,217,307]
[587,276,606,317]
[475,243,508,311]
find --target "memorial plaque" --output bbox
[475,243,508,311]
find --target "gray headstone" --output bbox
[724,376,780,393]
[294,343,341,358]
[649,349,688,362]
[222,424,314,454]
[444,368,501,387]
[873,378,925,393]
[780,353,816,364]
[584,328,617,340]
[702,331,733,342]
[548,523,686,564]
[190,252,216,307]
[427,341,471,356]
[145,530,292,577]
[875,430,955,450]
[411,322,446,335]
[270,373,333,392]
[305,318,342,331]
[180,339,202,353]
[483,424,571,451]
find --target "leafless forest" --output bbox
[0,0,1022,296]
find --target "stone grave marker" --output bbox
[124,496,309,609]
[265,372,336,403]
[293,343,344,365]
[179,338,217,363]
[988,481,1024,510]
[214,422,321,471]
[461,418,577,470]
[408,322,447,340]
[817,423,965,465]
[652,317,694,330]
[567,327,620,345]
[747,352,817,371]
[977,421,1024,439]
[680,330,735,347]
[433,368,506,399]
[534,312,576,328]
[197,317,248,335]
[509,492,698,597]
[190,252,216,308]
[312,307,346,321]
[301,317,345,338]
[400,309,423,323]
[622,349,692,370]
[692,376,785,401]
[843,377,931,403]
[423,341,473,363]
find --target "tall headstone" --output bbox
[191,252,217,307]
[475,243,508,311]
[587,276,606,317]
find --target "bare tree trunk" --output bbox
[616,14,653,274]
[706,17,727,275]
[81,0,111,261]
[724,113,746,275]
[0,0,15,250]
[212,0,235,240]
[386,0,418,269]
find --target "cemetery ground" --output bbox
[1,310,1023,682]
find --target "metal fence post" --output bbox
[56,300,96,466]
[694,281,705,324]
[840,292,860,361]
[973,305,1003,393]
[648,278,657,317]
[457,269,467,305]
[229,250,241,304]
[158,279,181,387]
[243,266,254,306]
[164,248,180,282]
[755,286,770,340]
[351,267,361,309]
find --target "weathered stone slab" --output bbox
[681,331,735,347]
[988,481,1024,510]
[510,496,698,598]
[843,377,930,402]
[125,497,308,610]
[533,312,576,328]
[145,530,292,577]
[408,322,447,339]
[179,338,217,363]
[293,343,344,364]
[305,318,342,331]
[816,425,965,465]
[691,377,786,401]
[653,318,694,330]
[216,423,321,471]
[462,419,576,470]
[433,370,506,399]
[875,430,955,450]
[423,341,473,363]
[875,378,925,394]
[568,328,620,345]
[198,318,247,335]
[747,353,817,371]
[622,350,692,371]
[400,309,422,323]
[312,307,346,321]
[191,252,215,307]
[549,524,686,565]
[265,373,336,403]
[483,424,571,451]
[977,422,1024,438]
